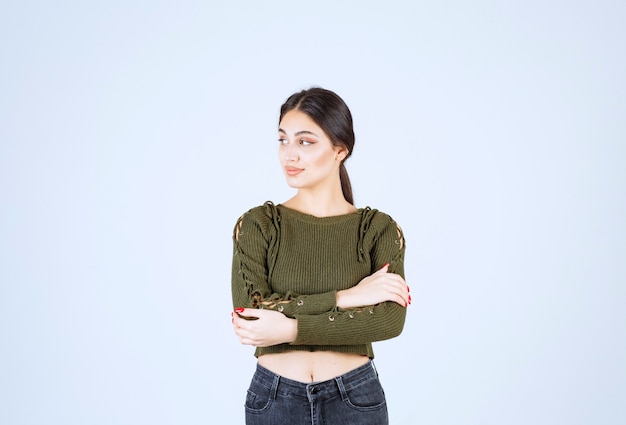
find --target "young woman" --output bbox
[231,87,410,425]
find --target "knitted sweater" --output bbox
[231,201,406,358]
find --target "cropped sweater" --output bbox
[231,201,406,358]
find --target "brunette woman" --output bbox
[231,87,410,425]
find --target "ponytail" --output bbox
[339,162,354,205]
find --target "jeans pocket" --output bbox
[343,377,387,411]
[245,380,274,413]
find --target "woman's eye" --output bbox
[300,139,312,146]
[278,138,287,145]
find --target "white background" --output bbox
[1,1,624,424]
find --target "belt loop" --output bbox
[270,374,280,401]
[335,376,349,402]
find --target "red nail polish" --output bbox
[381,262,389,269]
[235,307,244,313]
[407,286,410,293]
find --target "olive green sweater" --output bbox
[231,201,406,358]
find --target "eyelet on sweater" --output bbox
[396,224,405,249]
[368,308,374,314]
[297,300,304,306]
[328,316,335,321]
[277,305,284,312]
[349,312,354,318]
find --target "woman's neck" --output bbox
[283,190,356,218]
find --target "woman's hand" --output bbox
[232,308,297,347]
[336,263,410,309]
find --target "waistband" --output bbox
[252,360,379,403]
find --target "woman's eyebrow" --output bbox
[278,128,319,137]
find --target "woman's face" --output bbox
[278,109,347,191]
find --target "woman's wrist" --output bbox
[336,289,350,309]
[285,317,298,343]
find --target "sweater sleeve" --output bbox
[291,214,407,345]
[231,207,338,315]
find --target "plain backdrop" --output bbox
[1,1,624,424]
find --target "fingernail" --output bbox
[381,262,389,269]
[235,307,244,313]
[407,286,410,293]
[409,295,412,304]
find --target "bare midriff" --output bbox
[258,351,370,383]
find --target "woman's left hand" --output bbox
[232,308,297,347]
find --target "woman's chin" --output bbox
[283,176,303,188]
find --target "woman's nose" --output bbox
[284,144,298,162]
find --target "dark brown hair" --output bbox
[279,87,355,204]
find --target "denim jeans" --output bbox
[244,360,388,425]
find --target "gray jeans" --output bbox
[244,360,389,425]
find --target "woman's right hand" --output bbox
[232,308,297,347]
[336,263,411,309]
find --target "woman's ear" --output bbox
[335,146,349,162]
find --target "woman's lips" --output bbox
[285,167,303,176]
